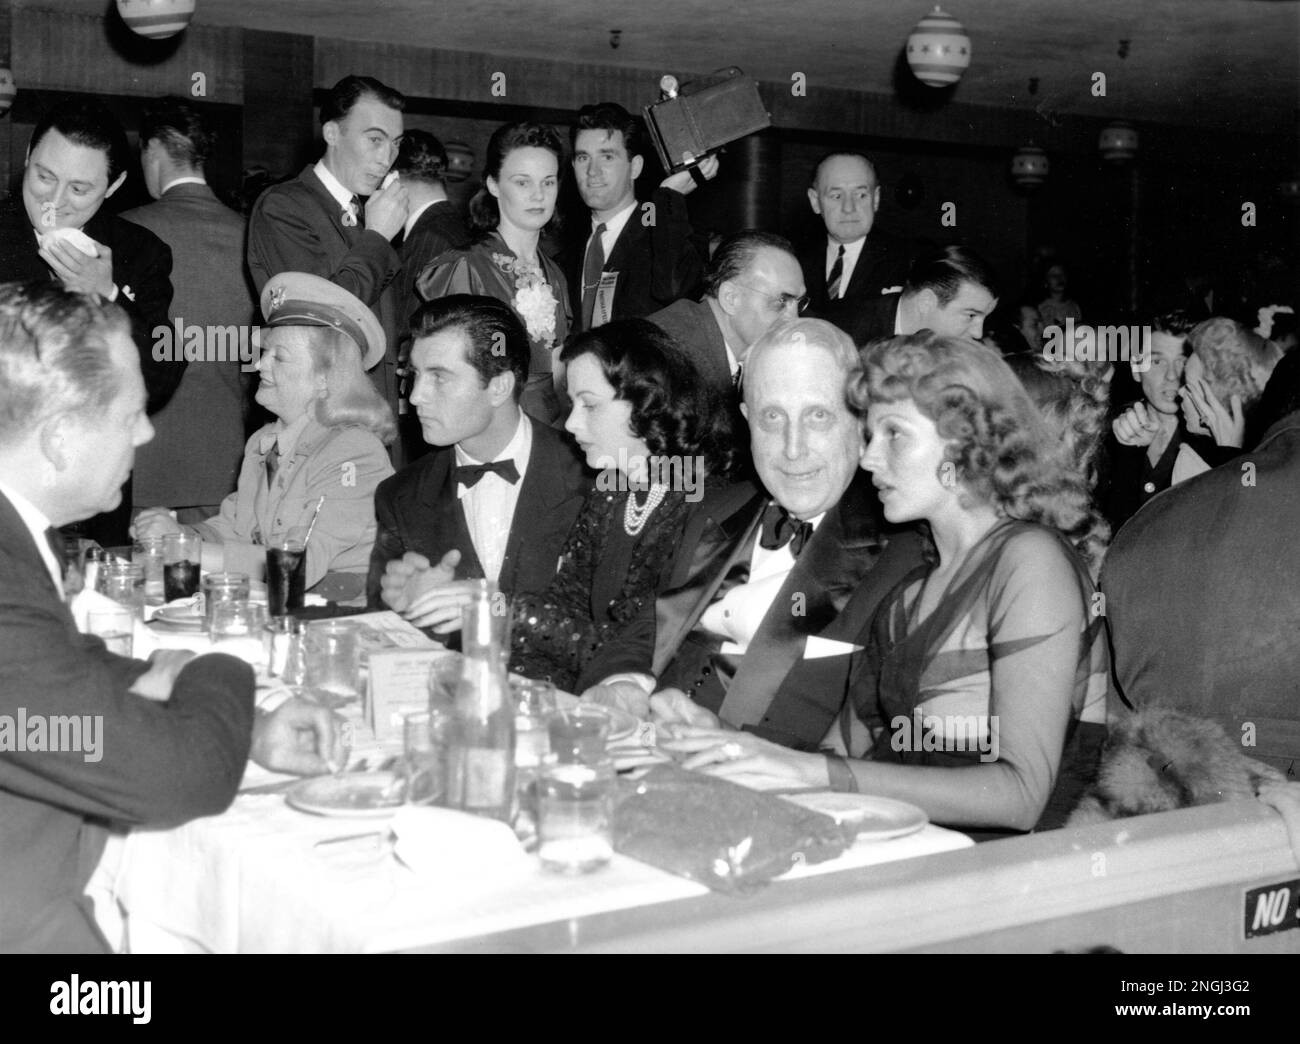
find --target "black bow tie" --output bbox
[759,502,813,557]
[454,459,520,489]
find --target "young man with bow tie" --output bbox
[368,296,590,628]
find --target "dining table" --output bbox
[83,606,974,954]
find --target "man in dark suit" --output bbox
[798,152,914,326]
[369,296,590,626]
[0,282,342,953]
[121,97,257,521]
[586,318,924,748]
[839,244,999,348]
[246,75,410,434]
[1101,404,1300,776]
[390,129,472,462]
[561,102,713,332]
[0,100,175,545]
[647,230,807,395]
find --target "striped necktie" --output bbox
[581,222,606,330]
[826,244,845,300]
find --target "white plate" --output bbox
[285,772,405,818]
[780,792,928,841]
[152,604,205,631]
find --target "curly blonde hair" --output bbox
[1006,352,1113,492]
[852,333,1109,575]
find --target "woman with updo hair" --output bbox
[508,318,737,701]
[675,333,1109,835]
[416,121,570,424]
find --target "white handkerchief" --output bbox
[803,635,864,660]
[391,807,532,882]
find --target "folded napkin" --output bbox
[391,806,532,883]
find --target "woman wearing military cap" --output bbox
[133,273,395,601]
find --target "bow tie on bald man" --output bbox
[759,502,814,557]
[454,459,520,489]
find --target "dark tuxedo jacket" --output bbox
[366,416,592,608]
[121,182,256,508]
[246,165,403,407]
[560,187,704,331]
[395,200,472,353]
[651,471,929,750]
[799,229,913,321]
[646,297,733,396]
[1101,413,1300,772]
[0,491,253,953]
[835,291,901,348]
[0,195,176,412]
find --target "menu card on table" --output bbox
[353,611,450,740]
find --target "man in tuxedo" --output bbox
[246,75,410,430]
[563,102,714,332]
[798,152,913,324]
[588,318,925,749]
[122,97,257,521]
[368,295,590,625]
[841,244,999,348]
[648,230,807,395]
[0,99,175,545]
[0,282,343,953]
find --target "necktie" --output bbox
[827,244,845,300]
[44,525,67,565]
[758,502,813,558]
[455,459,520,489]
[265,441,280,486]
[353,195,365,229]
[580,222,607,331]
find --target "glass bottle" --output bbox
[445,581,516,822]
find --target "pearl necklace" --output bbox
[623,482,669,537]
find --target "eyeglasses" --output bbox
[733,282,810,315]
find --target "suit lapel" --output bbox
[412,449,484,580]
[301,167,357,250]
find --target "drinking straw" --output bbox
[302,495,326,550]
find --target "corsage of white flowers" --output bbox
[493,252,557,345]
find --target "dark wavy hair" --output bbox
[410,295,530,403]
[853,333,1109,575]
[319,75,405,126]
[469,121,565,234]
[571,102,646,162]
[559,318,735,480]
[30,99,130,184]
[140,96,213,169]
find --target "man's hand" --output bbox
[402,576,482,633]
[380,549,460,614]
[40,237,115,298]
[364,178,410,241]
[128,650,197,702]
[130,508,186,541]
[250,698,347,776]
[660,154,720,196]
[649,687,721,729]
[1112,401,1162,447]
[1180,378,1245,449]
[583,681,651,719]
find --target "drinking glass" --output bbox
[537,758,615,873]
[202,572,250,633]
[401,709,450,806]
[305,620,361,705]
[101,561,145,618]
[512,678,556,773]
[265,538,307,615]
[264,614,306,681]
[547,704,611,766]
[88,605,134,657]
[162,532,201,601]
[209,601,267,664]
[133,535,167,604]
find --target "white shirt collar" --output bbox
[0,479,63,596]
[160,175,207,195]
[893,297,906,336]
[593,199,637,240]
[453,411,531,496]
[313,160,356,209]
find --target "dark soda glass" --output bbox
[266,541,306,615]
[163,559,199,601]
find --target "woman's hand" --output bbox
[658,726,830,789]
[130,508,185,541]
[1179,378,1245,448]
[649,688,720,728]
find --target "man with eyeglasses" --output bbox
[648,230,807,396]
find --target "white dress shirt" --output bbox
[0,480,63,598]
[159,175,207,195]
[699,510,827,653]
[454,413,532,584]
[313,161,358,220]
[826,236,868,299]
[590,199,637,264]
